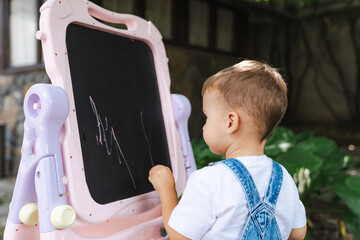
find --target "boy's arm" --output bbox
[288,224,307,240]
[149,165,191,240]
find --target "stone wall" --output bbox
[0,71,50,176]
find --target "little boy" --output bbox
[149,60,307,240]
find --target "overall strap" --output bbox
[220,158,261,211]
[265,160,283,208]
[219,158,284,239]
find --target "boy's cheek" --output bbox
[202,129,209,145]
[203,125,214,142]
[202,123,210,136]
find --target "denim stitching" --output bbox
[222,159,261,210]
[219,158,283,239]
[265,161,283,208]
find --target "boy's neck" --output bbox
[225,138,265,159]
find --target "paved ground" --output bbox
[0,177,16,237]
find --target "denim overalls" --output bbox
[219,158,283,240]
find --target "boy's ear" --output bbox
[227,111,240,133]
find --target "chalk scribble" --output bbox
[140,111,154,166]
[89,96,136,189]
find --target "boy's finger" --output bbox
[149,165,162,173]
[149,166,158,175]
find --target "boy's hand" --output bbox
[148,165,175,193]
[149,166,190,240]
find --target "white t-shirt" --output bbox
[168,155,306,240]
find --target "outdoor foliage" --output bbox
[191,138,224,169]
[265,127,360,239]
[191,126,360,239]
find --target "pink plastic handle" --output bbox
[86,1,136,30]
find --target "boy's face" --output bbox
[202,90,229,156]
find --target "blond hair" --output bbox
[202,60,288,142]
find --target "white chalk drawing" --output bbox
[140,111,154,167]
[89,96,136,189]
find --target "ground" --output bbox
[0,177,16,239]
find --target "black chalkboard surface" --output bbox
[66,23,171,204]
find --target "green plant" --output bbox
[191,138,224,169]
[265,127,360,239]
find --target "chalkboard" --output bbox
[66,23,171,204]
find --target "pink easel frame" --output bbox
[4,0,188,239]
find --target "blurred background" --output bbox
[1,0,360,239]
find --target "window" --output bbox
[0,0,44,72]
[102,0,134,14]
[101,0,173,40]
[187,0,239,55]
[0,0,242,72]
[189,0,209,48]
[216,8,234,52]
[145,0,172,40]
[9,0,37,67]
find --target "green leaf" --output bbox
[267,127,295,145]
[294,131,315,143]
[273,148,323,175]
[304,231,315,240]
[321,149,347,176]
[265,140,294,158]
[333,175,360,216]
[297,137,337,159]
[343,206,360,239]
[191,138,224,169]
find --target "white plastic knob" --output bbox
[19,203,39,226]
[50,205,76,229]
[36,31,46,40]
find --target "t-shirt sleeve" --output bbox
[168,168,217,239]
[291,178,307,229]
[292,197,307,229]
